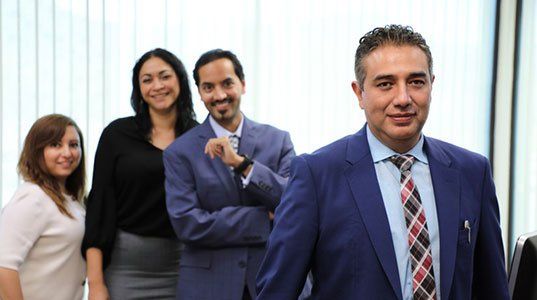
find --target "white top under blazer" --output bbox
[0,182,86,300]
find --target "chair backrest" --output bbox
[509,231,537,300]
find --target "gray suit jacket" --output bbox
[164,115,295,300]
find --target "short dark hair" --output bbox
[18,114,86,218]
[130,48,197,138]
[193,49,245,87]
[354,25,433,89]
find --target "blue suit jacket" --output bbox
[257,125,509,300]
[164,116,295,300]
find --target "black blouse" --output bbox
[82,116,194,268]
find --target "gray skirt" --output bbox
[105,230,182,300]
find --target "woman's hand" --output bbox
[88,281,110,300]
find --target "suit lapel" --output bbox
[197,117,240,202]
[238,117,256,157]
[424,138,460,300]
[343,128,461,300]
[344,127,403,300]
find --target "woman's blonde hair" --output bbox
[17,114,86,218]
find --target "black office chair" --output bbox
[509,231,537,300]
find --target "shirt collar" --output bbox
[366,125,428,164]
[209,113,244,138]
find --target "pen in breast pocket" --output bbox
[464,220,471,244]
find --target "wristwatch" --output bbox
[234,154,253,174]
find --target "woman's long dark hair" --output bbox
[18,114,86,218]
[130,48,197,138]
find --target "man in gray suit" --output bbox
[163,49,296,300]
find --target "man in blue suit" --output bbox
[163,49,295,300]
[257,25,509,299]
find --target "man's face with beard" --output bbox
[198,58,245,132]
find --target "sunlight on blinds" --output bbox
[1,0,496,212]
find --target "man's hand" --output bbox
[205,137,243,168]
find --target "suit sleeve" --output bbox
[81,125,117,268]
[245,131,295,211]
[472,158,509,299]
[257,156,318,299]
[163,147,271,248]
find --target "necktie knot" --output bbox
[229,135,240,153]
[389,155,415,172]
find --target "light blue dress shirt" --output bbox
[366,126,441,300]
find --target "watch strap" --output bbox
[234,154,253,174]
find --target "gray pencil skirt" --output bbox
[104,229,182,300]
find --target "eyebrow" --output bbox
[373,71,428,81]
[372,74,395,82]
[408,71,428,78]
[201,76,234,86]
[141,69,172,78]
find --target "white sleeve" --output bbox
[0,186,49,270]
[240,163,255,187]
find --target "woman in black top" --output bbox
[83,48,197,300]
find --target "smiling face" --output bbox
[139,56,180,115]
[198,58,244,132]
[43,125,81,187]
[352,44,434,153]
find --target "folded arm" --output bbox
[245,131,296,211]
[164,149,271,248]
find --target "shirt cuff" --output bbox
[240,163,255,187]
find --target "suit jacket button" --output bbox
[238,261,246,268]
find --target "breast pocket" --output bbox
[455,218,477,293]
[457,218,476,246]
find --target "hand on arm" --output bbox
[0,267,23,300]
[86,248,110,300]
[164,149,271,248]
